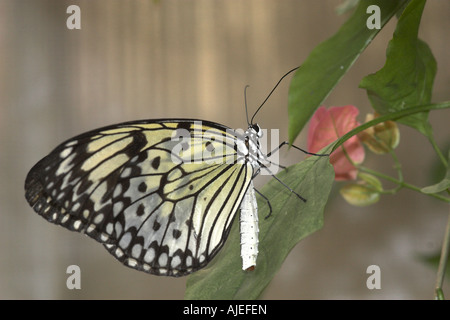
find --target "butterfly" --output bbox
[24,67,321,277]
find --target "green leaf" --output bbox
[288,0,408,144]
[185,146,334,299]
[359,0,436,137]
[421,149,450,194]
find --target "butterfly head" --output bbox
[249,123,263,138]
[243,123,264,169]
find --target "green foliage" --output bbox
[359,0,436,137]
[421,150,450,194]
[287,0,408,144]
[185,146,334,299]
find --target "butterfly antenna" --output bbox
[250,66,299,125]
[244,85,251,126]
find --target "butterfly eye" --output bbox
[252,124,263,138]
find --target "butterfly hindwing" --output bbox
[25,119,254,276]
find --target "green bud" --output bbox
[340,184,380,206]
[357,172,383,192]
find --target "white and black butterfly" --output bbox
[24,67,323,277]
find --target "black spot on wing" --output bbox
[173,229,182,239]
[151,156,161,170]
[138,181,147,193]
[153,219,161,231]
[136,203,145,216]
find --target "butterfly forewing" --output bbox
[25,119,254,276]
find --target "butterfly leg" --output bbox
[265,141,330,174]
[254,188,273,219]
[255,142,328,219]
[260,163,307,203]
[263,159,287,171]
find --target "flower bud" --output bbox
[340,183,380,206]
[359,113,400,154]
[357,172,383,192]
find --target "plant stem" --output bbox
[358,166,450,203]
[389,149,404,193]
[435,210,450,300]
[331,101,450,154]
[427,134,448,168]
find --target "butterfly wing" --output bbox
[25,119,253,276]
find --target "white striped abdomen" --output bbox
[239,181,259,271]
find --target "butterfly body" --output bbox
[25,118,264,276]
[239,181,259,271]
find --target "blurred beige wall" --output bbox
[1,0,449,299]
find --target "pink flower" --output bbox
[307,105,365,180]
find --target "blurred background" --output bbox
[1,0,449,299]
